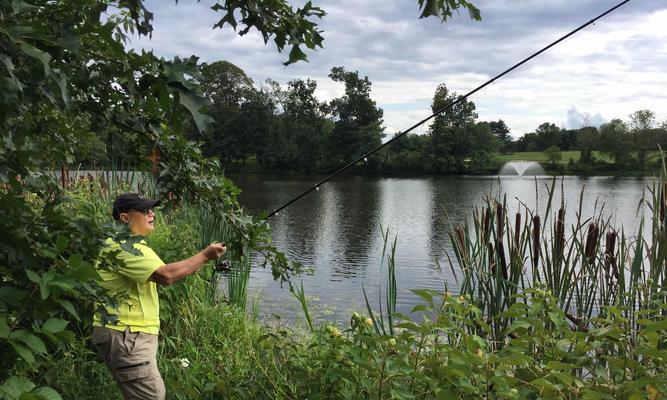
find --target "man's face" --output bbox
[120,208,156,236]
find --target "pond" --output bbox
[231,173,655,325]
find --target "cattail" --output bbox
[496,203,508,279]
[60,164,67,189]
[483,206,491,241]
[488,242,496,274]
[554,208,565,265]
[661,182,667,223]
[585,222,599,266]
[605,229,618,280]
[514,212,521,248]
[532,216,541,271]
[455,224,467,261]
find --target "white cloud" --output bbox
[131,0,667,138]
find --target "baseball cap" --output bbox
[112,193,161,220]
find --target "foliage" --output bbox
[0,0,335,396]
[31,158,667,400]
[326,66,386,170]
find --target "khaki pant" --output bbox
[92,327,166,400]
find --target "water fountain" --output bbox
[497,160,545,176]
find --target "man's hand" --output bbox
[152,242,227,285]
[203,242,226,261]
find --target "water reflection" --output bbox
[232,173,654,324]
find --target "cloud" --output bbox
[131,0,667,137]
[565,106,605,129]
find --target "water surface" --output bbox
[231,174,653,325]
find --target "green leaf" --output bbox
[32,387,63,400]
[419,0,440,19]
[0,286,27,307]
[641,318,667,334]
[39,283,50,301]
[177,89,213,134]
[10,331,47,354]
[42,318,68,334]
[67,254,83,268]
[51,72,69,107]
[0,317,9,338]
[26,270,41,284]
[390,386,416,400]
[506,319,532,334]
[410,289,434,304]
[285,45,308,66]
[11,1,40,15]
[0,54,24,93]
[0,376,36,399]
[57,299,79,320]
[546,361,577,370]
[411,304,433,313]
[19,43,52,76]
[10,342,35,364]
[55,235,69,250]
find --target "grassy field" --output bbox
[494,150,616,164]
[495,150,666,164]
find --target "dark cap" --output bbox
[112,193,161,220]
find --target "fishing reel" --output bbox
[214,259,231,273]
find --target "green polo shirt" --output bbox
[93,238,165,334]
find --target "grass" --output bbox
[493,150,616,164]
[42,166,667,399]
[494,150,663,165]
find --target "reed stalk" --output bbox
[449,174,667,344]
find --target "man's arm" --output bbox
[150,243,226,285]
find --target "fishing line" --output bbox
[265,0,631,219]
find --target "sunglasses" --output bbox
[127,208,154,215]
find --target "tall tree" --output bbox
[197,60,255,163]
[281,78,329,169]
[577,126,599,164]
[628,109,657,169]
[428,83,477,173]
[326,67,385,168]
[489,120,512,153]
[534,122,562,151]
[598,119,631,166]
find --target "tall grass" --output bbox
[449,174,667,344]
[198,202,251,309]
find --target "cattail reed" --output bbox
[532,215,541,271]
[483,206,491,241]
[605,229,618,280]
[496,203,507,279]
[585,222,599,266]
[554,208,565,265]
[454,224,467,263]
[662,182,667,223]
[514,212,521,248]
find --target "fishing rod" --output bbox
[265,0,632,220]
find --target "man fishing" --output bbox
[92,193,226,399]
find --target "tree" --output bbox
[428,83,478,173]
[577,126,599,164]
[0,0,481,395]
[0,0,328,393]
[197,61,256,163]
[326,67,385,168]
[628,109,657,169]
[489,120,512,152]
[544,145,562,167]
[534,123,562,151]
[280,78,329,169]
[598,119,631,166]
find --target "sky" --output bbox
[129,0,667,138]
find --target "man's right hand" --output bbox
[203,242,226,261]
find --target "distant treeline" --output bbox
[184,61,667,175]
